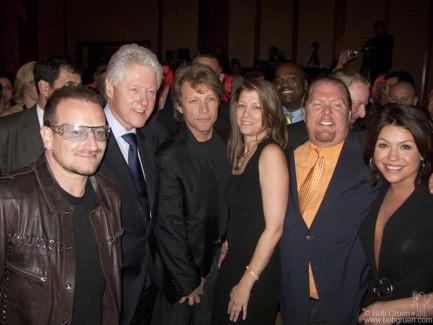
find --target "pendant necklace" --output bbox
[234,144,259,171]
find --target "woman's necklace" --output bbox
[234,143,259,171]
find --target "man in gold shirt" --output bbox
[280,77,380,325]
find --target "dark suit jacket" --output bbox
[280,131,380,325]
[154,124,230,303]
[286,120,308,149]
[0,106,43,173]
[98,114,168,324]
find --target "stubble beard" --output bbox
[53,150,102,177]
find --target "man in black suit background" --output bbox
[98,44,168,325]
[0,56,82,173]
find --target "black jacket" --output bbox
[155,124,230,303]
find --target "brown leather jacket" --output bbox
[0,156,123,325]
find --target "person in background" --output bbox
[212,79,288,324]
[230,59,244,97]
[370,20,394,83]
[370,73,388,107]
[88,64,108,106]
[272,62,308,125]
[0,85,122,324]
[382,71,414,105]
[359,105,433,324]
[330,69,371,128]
[0,75,14,112]
[268,46,286,67]
[2,61,38,116]
[388,81,418,106]
[0,56,82,173]
[157,63,174,111]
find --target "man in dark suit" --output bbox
[0,57,82,173]
[98,44,168,325]
[280,77,380,324]
[154,63,229,324]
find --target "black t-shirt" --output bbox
[199,132,230,241]
[60,181,105,325]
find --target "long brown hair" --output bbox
[228,78,288,166]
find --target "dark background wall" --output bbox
[1,0,432,98]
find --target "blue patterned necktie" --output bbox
[122,133,151,220]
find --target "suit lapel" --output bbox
[136,127,158,221]
[103,134,143,203]
[310,133,362,229]
[19,109,43,162]
[289,144,309,232]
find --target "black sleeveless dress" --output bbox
[212,138,281,324]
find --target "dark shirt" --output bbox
[198,132,230,240]
[60,181,105,325]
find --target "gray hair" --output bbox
[106,43,163,88]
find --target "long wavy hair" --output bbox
[228,78,288,167]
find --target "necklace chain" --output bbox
[234,143,259,171]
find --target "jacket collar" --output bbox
[35,154,104,213]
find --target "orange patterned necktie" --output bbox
[298,149,324,215]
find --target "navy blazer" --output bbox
[98,114,168,324]
[0,106,43,173]
[280,131,379,325]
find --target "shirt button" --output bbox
[65,283,72,290]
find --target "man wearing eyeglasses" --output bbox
[0,85,123,324]
[0,56,82,174]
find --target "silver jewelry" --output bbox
[369,157,374,168]
[422,160,426,171]
[234,136,268,171]
[234,144,258,170]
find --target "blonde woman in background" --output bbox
[2,61,38,116]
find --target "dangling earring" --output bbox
[421,160,426,172]
[369,157,374,168]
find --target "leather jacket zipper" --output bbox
[6,261,48,285]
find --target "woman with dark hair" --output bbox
[358,105,433,324]
[212,79,288,324]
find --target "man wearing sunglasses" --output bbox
[0,85,123,324]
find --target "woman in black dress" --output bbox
[358,105,433,324]
[212,79,288,324]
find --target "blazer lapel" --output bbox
[289,144,309,232]
[19,109,43,162]
[103,134,142,204]
[136,128,157,218]
[310,133,362,229]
